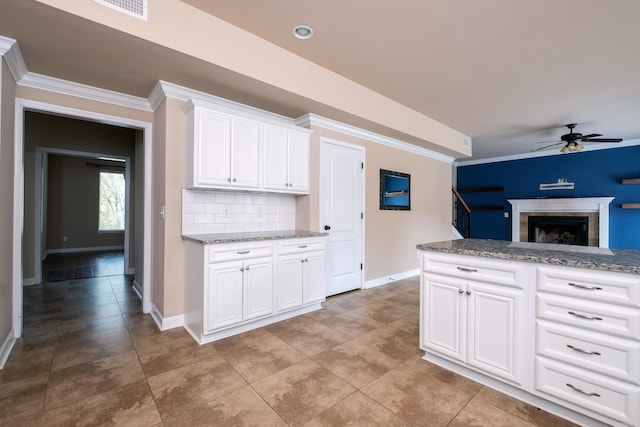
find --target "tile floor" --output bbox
[1,275,579,426]
[41,250,124,282]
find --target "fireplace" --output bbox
[528,216,588,246]
[508,197,614,248]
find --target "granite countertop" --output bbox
[183,230,328,245]
[416,238,640,275]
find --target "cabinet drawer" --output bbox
[537,265,640,308]
[207,242,273,263]
[536,320,640,384]
[535,356,640,426]
[422,252,527,287]
[277,238,325,255]
[537,293,640,339]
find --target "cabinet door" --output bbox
[278,255,303,311]
[205,260,244,332]
[288,131,310,193]
[195,109,232,187]
[302,252,325,304]
[467,281,523,385]
[244,257,273,320]
[231,117,260,189]
[263,125,289,191]
[422,273,466,362]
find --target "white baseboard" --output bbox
[150,304,184,331]
[47,245,124,255]
[0,329,16,369]
[23,277,38,286]
[364,269,419,289]
[132,280,143,299]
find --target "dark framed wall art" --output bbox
[379,169,410,210]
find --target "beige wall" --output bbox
[23,111,137,279]
[0,59,17,345]
[303,126,455,281]
[46,154,126,250]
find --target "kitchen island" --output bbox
[417,239,640,427]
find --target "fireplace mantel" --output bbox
[508,197,614,248]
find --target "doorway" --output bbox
[13,99,153,338]
[319,138,365,296]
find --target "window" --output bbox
[99,171,125,231]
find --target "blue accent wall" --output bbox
[456,145,640,249]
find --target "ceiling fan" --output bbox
[534,123,623,153]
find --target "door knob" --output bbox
[324,225,331,231]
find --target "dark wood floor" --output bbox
[42,250,124,282]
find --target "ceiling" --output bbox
[2,0,640,161]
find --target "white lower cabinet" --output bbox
[420,251,640,427]
[277,238,325,311]
[422,258,524,385]
[185,237,326,344]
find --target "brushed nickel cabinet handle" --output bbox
[245,266,250,271]
[457,267,477,273]
[227,177,232,182]
[566,344,601,356]
[298,245,308,248]
[568,282,603,291]
[458,289,464,294]
[465,290,471,295]
[568,311,603,321]
[566,383,600,397]
[236,250,251,255]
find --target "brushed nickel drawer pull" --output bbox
[568,311,603,321]
[457,267,477,273]
[566,344,601,356]
[298,245,308,248]
[566,383,600,397]
[236,250,251,255]
[568,282,603,291]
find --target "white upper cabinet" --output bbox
[188,105,260,189]
[263,125,310,194]
[187,99,310,194]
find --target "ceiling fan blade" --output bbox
[580,133,602,139]
[531,142,564,152]
[582,138,623,143]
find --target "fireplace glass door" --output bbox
[527,216,588,246]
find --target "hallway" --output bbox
[41,250,124,282]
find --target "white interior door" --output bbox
[320,139,364,296]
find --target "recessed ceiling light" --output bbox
[292,25,314,40]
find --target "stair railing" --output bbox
[452,186,471,238]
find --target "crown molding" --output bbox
[150,80,306,131]
[19,72,152,111]
[296,113,455,164]
[454,138,640,167]
[0,36,27,82]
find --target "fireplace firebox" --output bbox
[527,216,588,246]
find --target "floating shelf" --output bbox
[622,178,640,185]
[622,203,640,209]
[458,186,504,193]
[470,205,504,211]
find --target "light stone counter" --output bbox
[183,230,327,245]
[416,238,640,275]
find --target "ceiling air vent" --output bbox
[96,0,147,20]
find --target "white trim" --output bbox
[364,269,419,289]
[23,278,38,287]
[47,245,125,255]
[0,36,27,82]
[508,197,614,248]
[150,304,184,331]
[13,99,153,345]
[298,113,455,164]
[455,138,640,167]
[0,329,16,369]
[150,81,309,134]
[19,72,152,111]
[451,224,464,239]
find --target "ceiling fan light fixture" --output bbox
[292,25,314,40]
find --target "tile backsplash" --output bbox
[182,189,296,235]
